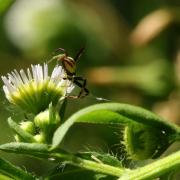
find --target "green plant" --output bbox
[0,63,179,180]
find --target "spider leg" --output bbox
[74,47,85,62]
[73,77,89,98]
[54,48,68,56]
[62,75,89,99]
[48,48,68,64]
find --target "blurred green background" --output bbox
[0,0,180,178]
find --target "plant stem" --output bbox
[119,150,180,180]
[50,152,125,177]
[1,142,179,179]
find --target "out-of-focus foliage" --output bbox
[0,0,180,177]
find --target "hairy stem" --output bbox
[120,150,180,180]
[0,143,179,179]
[50,152,125,177]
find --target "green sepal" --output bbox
[58,98,67,122]
[49,103,61,125]
[8,118,35,143]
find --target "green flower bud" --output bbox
[34,133,46,143]
[19,121,35,135]
[34,109,60,130]
[34,107,61,144]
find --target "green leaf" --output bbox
[0,157,35,180]
[52,103,180,149]
[0,142,49,158]
[8,118,35,143]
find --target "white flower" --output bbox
[1,63,74,114]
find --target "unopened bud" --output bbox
[34,133,46,143]
[19,121,35,135]
[34,109,60,131]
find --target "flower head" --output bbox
[2,63,74,114]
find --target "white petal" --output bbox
[20,69,29,84]
[27,68,32,81]
[12,70,23,86]
[43,63,48,80]
[3,85,10,95]
[7,73,18,87]
[31,65,38,82]
[1,76,15,93]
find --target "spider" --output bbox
[48,47,89,99]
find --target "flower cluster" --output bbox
[2,63,74,114]
[1,63,74,143]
